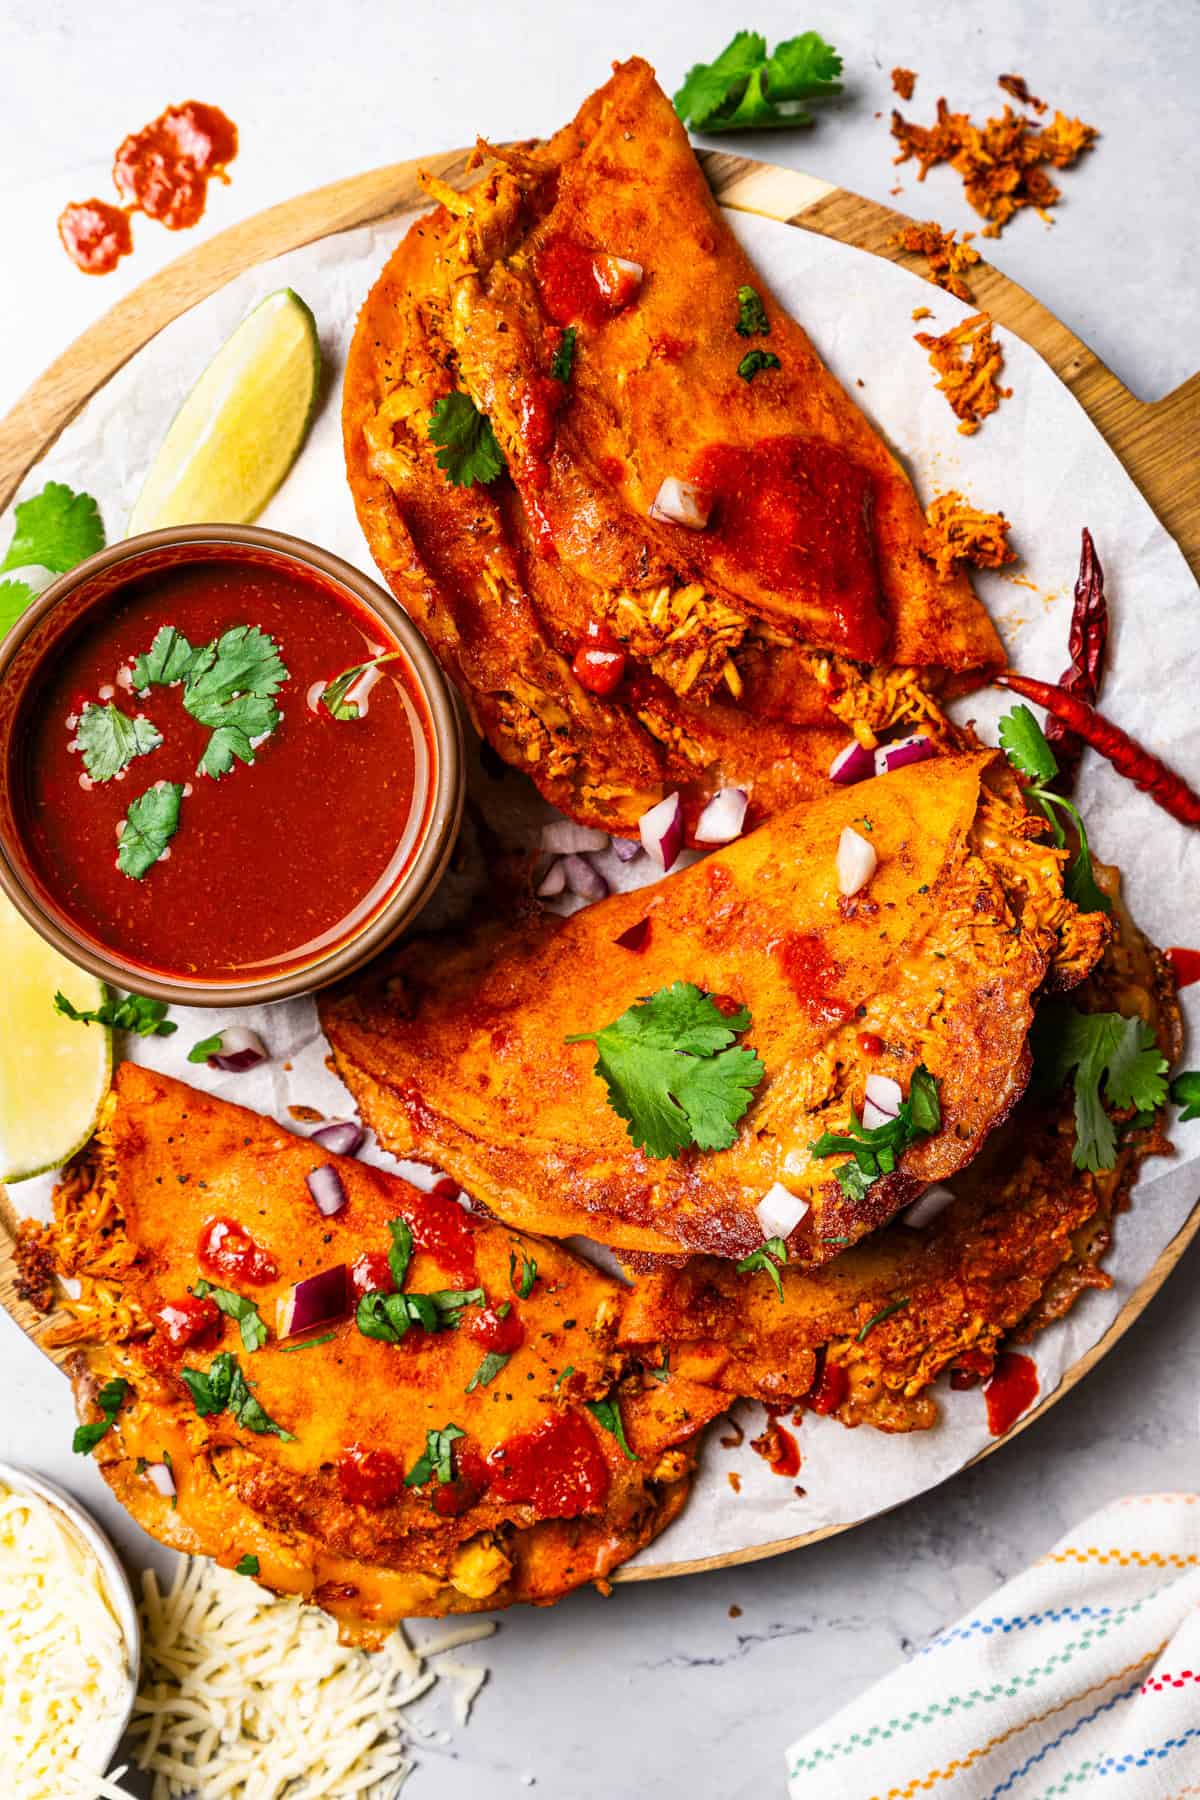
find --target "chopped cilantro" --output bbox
[586,1394,639,1461]
[2,480,104,576]
[648,1348,671,1383]
[72,1376,129,1456]
[997,705,1110,914]
[181,625,288,779]
[194,1277,268,1353]
[1032,1004,1169,1172]
[187,1032,224,1064]
[735,1235,789,1302]
[1171,1071,1200,1121]
[735,285,770,336]
[355,1286,484,1344]
[234,1554,260,1577]
[277,1331,337,1353]
[810,1066,941,1203]
[117,781,183,880]
[466,1350,512,1392]
[388,1216,414,1290]
[54,989,175,1037]
[856,1297,910,1343]
[565,980,764,1159]
[133,626,199,689]
[405,1423,465,1488]
[319,650,402,721]
[179,1351,294,1439]
[674,30,842,133]
[509,1248,537,1298]
[554,1365,575,1390]
[737,349,781,381]
[74,702,162,782]
[551,326,577,383]
[427,391,505,488]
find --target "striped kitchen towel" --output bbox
[786,1493,1200,1798]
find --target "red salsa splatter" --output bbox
[405,1182,478,1285]
[58,100,237,274]
[774,932,856,1025]
[1168,948,1200,990]
[806,1356,849,1416]
[430,1446,490,1517]
[536,237,641,327]
[468,1304,525,1356]
[572,621,626,697]
[751,1413,802,1478]
[154,1294,220,1349]
[198,1218,278,1287]
[487,1409,611,1518]
[337,1446,406,1509]
[984,1351,1039,1436]
[348,1251,393,1302]
[690,437,886,661]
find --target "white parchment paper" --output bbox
[5,209,1198,1570]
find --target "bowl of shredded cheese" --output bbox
[0,1463,140,1800]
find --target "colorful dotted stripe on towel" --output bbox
[1038,1725,1200,1792]
[1042,1547,1200,1571]
[920,1606,1113,1655]
[1141,1668,1200,1694]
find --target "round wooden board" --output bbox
[1,148,1197,1584]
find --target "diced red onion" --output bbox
[540,820,610,854]
[695,787,748,845]
[278,1264,349,1338]
[862,1073,903,1132]
[305,1164,347,1219]
[902,1184,956,1228]
[828,740,876,785]
[562,853,609,900]
[310,1120,364,1157]
[639,792,683,871]
[206,1026,268,1074]
[614,917,651,952]
[536,857,566,898]
[649,477,712,531]
[612,836,642,863]
[754,1182,809,1240]
[875,733,935,776]
[145,1462,176,1499]
[837,826,877,896]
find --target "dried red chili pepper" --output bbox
[1045,527,1108,787]
[995,671,1200,828]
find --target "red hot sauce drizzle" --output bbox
[197,1218,278,1287]
[983,1351,1039,1436]
[406,1181,478,1285]
[774,932,856,1025]
[487,1409,611,1518]
[58,101,238,274]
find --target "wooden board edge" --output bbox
[617,1189,1200,1582]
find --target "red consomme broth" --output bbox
[12,547,432,983]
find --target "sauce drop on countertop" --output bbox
[984,1351,1039,1436]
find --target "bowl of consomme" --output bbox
[0,527,464,1004]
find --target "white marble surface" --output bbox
[1,4,1198,1796]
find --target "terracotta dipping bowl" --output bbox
[0,526,464,1006]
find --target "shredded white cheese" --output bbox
[126,1560,495,1799]
[0,1484,133,1800]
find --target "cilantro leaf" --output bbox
[234,1554,260,1577]
[1171,1072,1200,1121]
[674,30,842,133]
[856,1296,910,1343]
[75,701,162,782]
[810,1066,942,1201]
[319,650,402,722]
[737,349,781,382]
[1032,1005,1169,1172]
[0,578,37,635]
[509,1248,537,1298]
[405,1423,465,1488]
[355,1284,484,1344]
[72,1375,129,1455]
[551,326,577,383]
[998,703,1059,785]
[194,695,280,779]
[133,626,199,689]
[388,1216,414,1290]
[2,481,104,575]
[565,981,764,1159]
[188,1032,224,1064]
[736,1236,788,1302]
[735,285,769,336]
[117,781,183,879]
[183,625,288,712]
[428,392,505,488]
[180,1351,293,1439]
[466,1350,512,1392]
[54,989,176,1037]
[585,1394,639,1461]
[194,1278,268,1353]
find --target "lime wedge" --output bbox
[127,288,321,533]
[0,891,112,1181]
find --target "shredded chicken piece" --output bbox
[924,491,1016,582]
[808,655,949,748]
[998,74,1047,114]
[892,219,981,301]
[891,96,1098,236]
[911,305,932,321]
[891,67,916,101]
[914,312,1012,434]
[601,583,750,700]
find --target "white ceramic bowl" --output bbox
[0,1461,140,1784]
